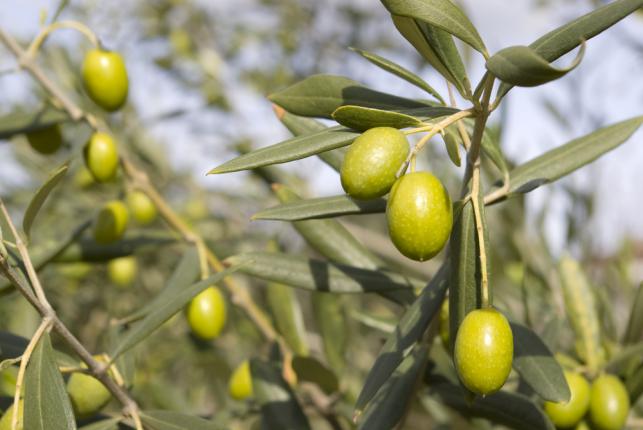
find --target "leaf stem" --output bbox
[24,20,100,60]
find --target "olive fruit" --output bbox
[82,49,128,111]
[438,299,450,348]
[93,200,129,244]
[25,124,63,155]
[386,171,453,261]
[107,256,137,287]
[67,371,111,418]
[127,190,157,225]
[229,360,253,400]
[84,132,119,182]
[454,307,513,395]
[589,374,630,430]
[340,127,409,200]
[0,400,23,430]
[544,371,590,428]
[186,286,226,340]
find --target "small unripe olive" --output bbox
[107,256,137,287]
[544,371,591,428]
[438,299,450,348]
[340,127,409,200]
[84,132,119,182]
[127,191,157,225]
[386,171,453,261]
[589,374,630,430]
[67,372,111,419]
[57,262,92,280]
[25,125,63,155]
[0,400,23,430]
[454,308,513,396]
[229,360,253,400]
[82,49,129,111]
[186,286,226,340]
[93,200,129,244]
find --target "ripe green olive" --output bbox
[93,200,129,244]
[0,400,23,430]
[82,49,128,111]
[589,374,630,430]
[25,124,63,155]
[544,371,591,428]
[454,307,513,396]
[386,171,453,261]
[186,286,226,340]
[67,372,112,419]
[107,256,137,287]
[439,299,450,348]
[229,360,253,400]
[127,190,157,225]
[340,127,409,200]
[83,132,119,182]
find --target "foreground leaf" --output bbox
[253,194,387,221]
[140,410,219,430]
[267,281,309,356]
[23,162,69,239]
[24,332,76,430]
[312,293,347,372]
[332,105,422,131]
[79,418,122,430]
[511,322,570,402]
[225,252,421,294]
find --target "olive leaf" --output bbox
[332,105,422,131]
[23,162,69,239]
[140,410,220,430]
[0,106,68,139]
[78,418,122,430]
[252,194,387,221]
[266,281,309,356]
[624,282,643,344]
[292,356,339,394]
[312,293,347,373]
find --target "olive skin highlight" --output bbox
[544,371,591,428]
[82,49,129,111]
[589,374,630,430]
[84,132,119,182]
[186,286,226,340]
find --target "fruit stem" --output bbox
[24,20,100,61]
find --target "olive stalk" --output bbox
[24,20,100,60]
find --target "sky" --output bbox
[0,0,642,256]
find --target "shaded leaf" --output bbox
[419,24,471,96]
[332,105,422,131]
[252,194,387,221]
[267,282,309,356]
[110,264,243,359]
[355,264,448,412]
[225,252,421,294]
[0,107,68,139]
[486,43,585,87]
[0,331,29,360]
[140,410,220,430]
[78,418,122,430]
[511,322,570,402]
[381,0,487,54]
[312,293,347,372]
[268,74,429,119]
[624,282,643,344]
[605,343,643,376]
[23,162,69,239]
[24,332,76,430]
[208,126,359,174]
[292,356,339,394]
[443,129,461,167]
[350,47,445,103]
[54,233,176,263]
[626,364,643,403]
[251,359,311,430]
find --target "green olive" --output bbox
[544,371,591,428]
[340,127,409,200]
[57,262,92,280]
[454,307,513,395]
[386,171,453,261]
[25,124,63,155]
[0,400,23,430]
[438,299,450,349]
[589,374,630,430]
[127,190,157,225]
[67,372,112,419]
[186,286,226,340]
[83,132,119,182]
[82,49,129,111]
[107,256,137,287]
[229,360,253,400]
[93,200,129,244]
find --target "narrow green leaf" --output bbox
[79,418,122,430]
[488,116,643,203]
[208,126,359,174]
[559,256,604,374]
[292,356,339,395]
[332,105,422,131]
[54,233,176,263]
[312,293,347,372]
[267,282,309,356]
[626,364,643,403]
[428,382,555,430]
[381,0,487,54]
[443,129,461,167]
[24,332,76,430]
[110,263,243,359]
[486,43,585,87]
[605,343,643,376]
[349,47,445,103]
[268,74,429,119]
[0,107,68,139]
[140,410,219,430]
[252,194,387,221]
[23,162,69,239]
[251,360,311,430]
[511,322,570,402]
[225,252,421,294]
[355,264,448,412]
[357,345,428,429]
[624,282,643,344]
[0,331,29,359]
[420,24,471,96]
[118,248,200,324]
